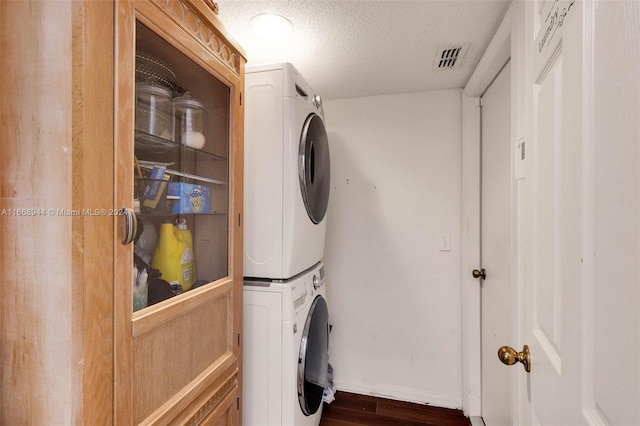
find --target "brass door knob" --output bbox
[498,345,531,373]
[472,268,486,279]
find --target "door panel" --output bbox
[521,0,583,423]
[517,0,640,424]
[480,60,512,426]
[532,54,563,365]
[528,40,578,423]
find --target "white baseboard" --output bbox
[333,379,462,410]
[469,416,485,426]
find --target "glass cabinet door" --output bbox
[132,21,229,312]
[114,2,244,424]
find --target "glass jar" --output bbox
[135,79,174,141]
[173,92,206,149]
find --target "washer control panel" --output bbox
[312,264,325,292]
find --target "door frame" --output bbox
[460,2,516,420]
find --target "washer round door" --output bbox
[298,295,329,415]
[298,113,330,224]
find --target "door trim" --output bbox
[461,3,513,418]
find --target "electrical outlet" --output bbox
[439,233,451,251]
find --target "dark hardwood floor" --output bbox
[320,391,471,426]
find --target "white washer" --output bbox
[243,262,329,426]
[244,63,331,280]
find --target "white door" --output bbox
[480,60,512,426]
[515,0,640,424]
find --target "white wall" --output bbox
[323,89,463,408]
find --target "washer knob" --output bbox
[313,275,320,290]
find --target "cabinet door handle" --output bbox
[119,207,137,245]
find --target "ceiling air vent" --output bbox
[434,44,469,69]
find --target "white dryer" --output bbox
[243,262,329,426]
[244,63,330,280]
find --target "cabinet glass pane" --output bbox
[133,21,230,312]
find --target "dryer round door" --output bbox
[298,113,330,224]
[298,295,329,416]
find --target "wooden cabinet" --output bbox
[116,1,245,424]
[0,1,245,424]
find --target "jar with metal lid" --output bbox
[172,92,206,149]
[135,79,174,141]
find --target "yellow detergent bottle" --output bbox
[152,222,182,291]
[175,218,196,291]
[152,221,195,292]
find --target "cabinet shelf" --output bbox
[135,130,227,163]
[137,211,227,218]
[137,163,226,185]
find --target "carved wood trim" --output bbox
[153,0,240,75]
[203,0,219,15]
[185,373,237,425]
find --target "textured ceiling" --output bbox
[217,0,511,100]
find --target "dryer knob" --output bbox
[313,94,323,110]
[313,275,320,290]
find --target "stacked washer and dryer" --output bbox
[243,63,331,426]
